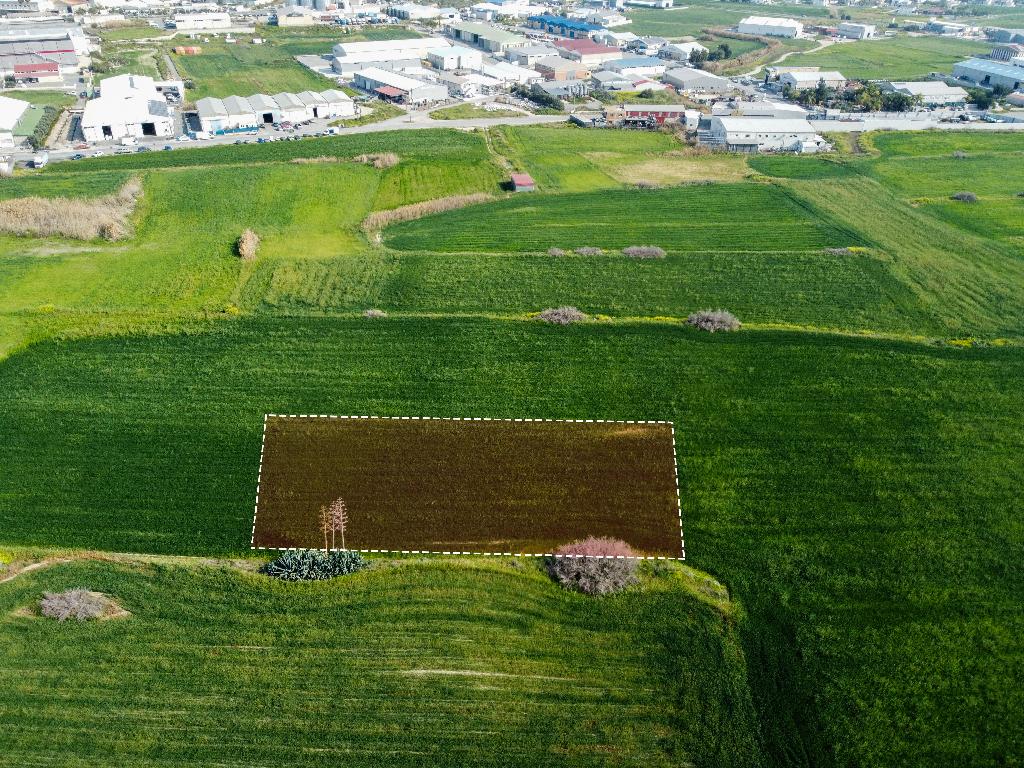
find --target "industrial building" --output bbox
[534,55,591,81]
[706,116,826,153]
[601,55,666,77]
[352,66,448,103]
[660,42,708,62]
[837,22,876,39]
[272,92,308,123]
[553,38,622,66]
[737,16,804,38]
[0,24,90,80]
[662,66,735,94]
[779,69,846,89]
[331,36,450,75]
[172,12,232,31]
[481,61,542,84]
[526,14,604,39]
[952,58,1023,91]
[507,44,559,67]
[881,80,969,105]
[247,94,281,124]
[81,74,175,143]
[196,96,259,134]
[0,94,29,148]
[427,45,484,70]
[445,21,528,53]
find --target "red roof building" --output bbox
[553,38,623,66]
[510,172,536,192]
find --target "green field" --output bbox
[627,1,832,38]
[781,35,992,80]
[172,42,332,101]
[1,126,1023,768]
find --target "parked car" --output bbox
[71,153,85,160]
[163,144,173,151]
[136,146,151,152]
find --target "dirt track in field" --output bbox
[252,416,683,557]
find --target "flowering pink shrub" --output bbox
[546,537,638,595]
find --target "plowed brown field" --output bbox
[252,415,683,558]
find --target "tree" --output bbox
[319,498,348,551]
[689,48,708,67]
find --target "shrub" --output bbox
[28,105,59,151]
[951,191,978,203]
[236,228,260,260]
[546,537,638,595]
[686,309,741,332]
[635,180,658,189]
[39,589,109,621]
[363,308,387,319]
[547,247,566,257]
[353,152,399,169]
[0,178,143,241]
[825,247,854,256]
[362,193,493,231]
[574,246,604,256]
[538,306,586,325]
[622,245,666,259]
[952,150,968,159]
[261,549,366,581]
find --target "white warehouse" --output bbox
[81,74,175,143]
[779,70,846,89]
[332,36,450,75]
[427,45,484,71]
[737,16,803,38]
[173,12,232,30]
[708,116,827,153]
[353,66,448,103]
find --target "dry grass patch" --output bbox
[0,177,143,241]
[34,589,128,622]
[354,152,399,169]
[588,151,749,186]
[362,192,494,232]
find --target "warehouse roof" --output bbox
[714,116,816,133]
[528,14,603,32]
[196,97,227,119]
[954,57,1024,79]
[447,21,527,44]
[740,16,802,27]
[0,94,29,131]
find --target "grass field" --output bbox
[1,127,1023,768]
[626,2,831,38]
[430,103,522,120]
[172,42,332,102]
[0,556,757,767]
[383,184,862,253]
[254,416,682,556]
[782,35,992,80]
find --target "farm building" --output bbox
[706,116,827,153]
[0,94,29,148]
[881,81,969,105]
[779,70,846,89]
[271,92,308,123]
[837,22,876,39]
[662,67,735,94]
[601,56,666,77]
[737,16,804,38]
[331,37,450,75]
[527,14,604,39]
[661,42,709,62]
[445,21,529,53]
[554,38,623,66]
[172,12,232,30]
[196,97,229,133]
[534,55,591,81]
[427,45,484,70]
[197,96,259,134]
[81,74,175,143]
[510,172,535,191]
[952,58,1023,91]
[507,44,559,67]
[316,89,356,118]
[353,66,448,103]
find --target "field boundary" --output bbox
[250,413,686,561]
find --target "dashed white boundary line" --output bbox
[250,414,686,561]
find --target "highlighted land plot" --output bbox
[251,415,684,559]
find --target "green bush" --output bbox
[28,106,59,151]
[261,549,366,581]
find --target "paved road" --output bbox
[8,111,567,167]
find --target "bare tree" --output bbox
[319,498,349,551]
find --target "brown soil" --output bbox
[252,416,682,557]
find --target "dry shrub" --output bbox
[686,309,741,333]
[548,247,567,257]
[39,589,111,622]
[363,308,387,318]
[354,152,399,169]
[362,192,493,231]
[0,177,143,241]
[236,228,260,261]
[952,150,968,159]
[574,246,604,256]
[291,156,340,164]
[546,537,638,595]
[538,306,586,325]
[825,247,854,256]
[951,191,978,203]
[622,245,666,259]
[635,179,658,189]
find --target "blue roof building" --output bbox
[527,14,604,39]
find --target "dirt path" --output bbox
[739,37,836,77]
[0,559,68,585]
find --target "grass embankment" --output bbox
[430,103,522,120]
[0,555,758,767]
